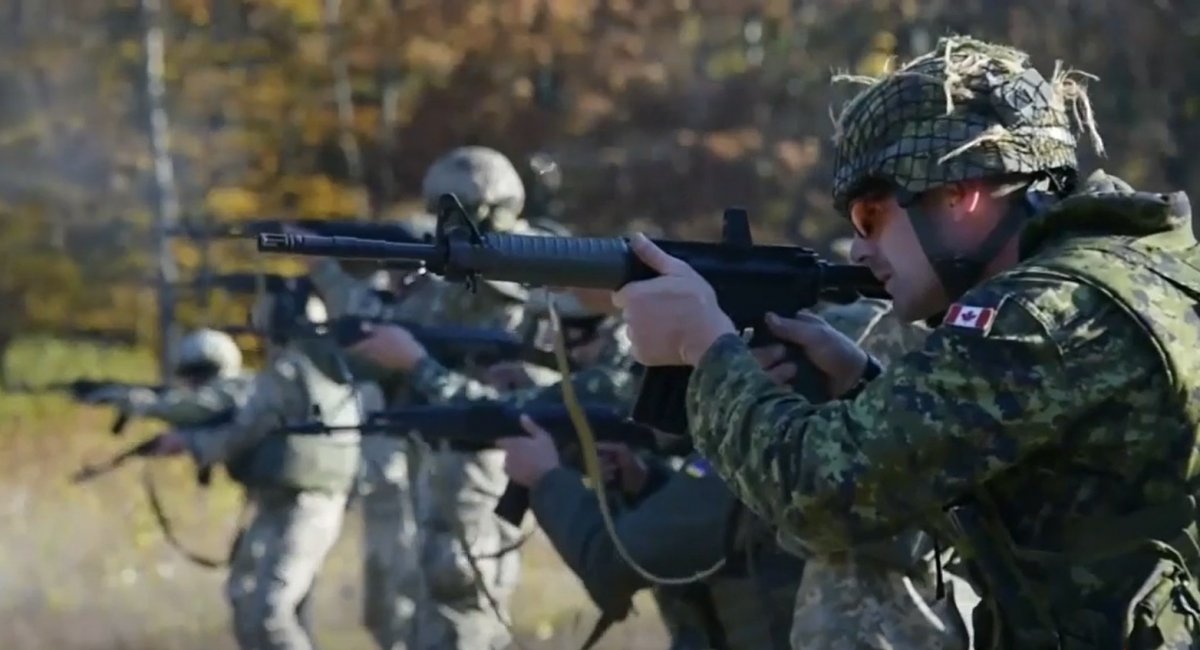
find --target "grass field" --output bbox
[0,337,667,650]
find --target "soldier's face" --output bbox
[848,195,945,321]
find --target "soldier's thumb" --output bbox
[629,233,687,276]
[518,414,552,441]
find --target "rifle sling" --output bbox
[139,464,246,571]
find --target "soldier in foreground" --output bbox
[615,36,1200,649]
[301,145,556,650]
[152,293,382,650]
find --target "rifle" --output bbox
[257,193,888,436]
[71,407,236,485]
[3,379,166,435]
[279,402,683,524]
[222,315,571,372]
[71,434,165,483]
[170,218,429,243]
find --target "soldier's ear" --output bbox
[940,182,991,223]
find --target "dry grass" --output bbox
[0,337,668,650]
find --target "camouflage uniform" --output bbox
[783,302,972,650]
[683,36,1200,649]
[529,299,957,650]
[308,145,555,650]
[395,292,631,650]
[181,297,383,650]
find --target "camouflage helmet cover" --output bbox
[177,328,243,378]
[422,146,525,230]
[830,36,1105,211]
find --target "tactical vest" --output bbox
[228,351,375,493]
[956,230,1200,650]
[673,505,801,650]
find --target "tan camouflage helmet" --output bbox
[422,146,525,231]
[830,35,1105,212]
[177,328,243,378]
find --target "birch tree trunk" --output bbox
[139,0,180,380]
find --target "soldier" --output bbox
[614,35,1200,649]
[346,286,632,650]
[80,327,252,426]
[298,145,559,650]
[501,298,966,650]
[152,291,382,650]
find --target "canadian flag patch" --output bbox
[943,303,997,332]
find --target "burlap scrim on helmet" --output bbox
[829,35,1105,211]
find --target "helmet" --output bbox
[830,36,1104,301]
[422,146,525,232]
[250,291,328,344]
[830,35,1102,213]
[176,328,242,379]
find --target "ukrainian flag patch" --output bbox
[683,457,712,478]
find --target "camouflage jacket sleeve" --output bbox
[408,357,634,409]
[685,273,1162,553]
[128,383,241,427]
[406,357,505,404]
[529,460,733,613]
[181,356,309,467]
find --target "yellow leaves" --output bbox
[264,0,323,28]
[301,109,337,145]
[279,175,365,218]
[857,31,897,76]
[404,36,465,78]
[247,70,291,112]
[118,39,142,63]
[205,187,262,220]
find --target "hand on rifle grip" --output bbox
[764,312,870,399]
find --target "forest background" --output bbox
[0,1,1195,648]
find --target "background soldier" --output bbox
[613,35,1200,650]
[80,327,252,426]
[152,292,382,650]
[301,145,558,650]
[346,286,631,650]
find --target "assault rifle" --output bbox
[222,315,570,372]
[4,379,167,435]
[71,434,166,483]
[257,193,889,436]
[71,408,236,485]
[279,402,683,525]
[171,218,428,243]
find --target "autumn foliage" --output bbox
[0,0,1196,364]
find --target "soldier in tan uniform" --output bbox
[153,293,382,650]
[298,146,554,650]
[81,327,253,428]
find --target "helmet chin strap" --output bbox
[906,192,1035,310]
